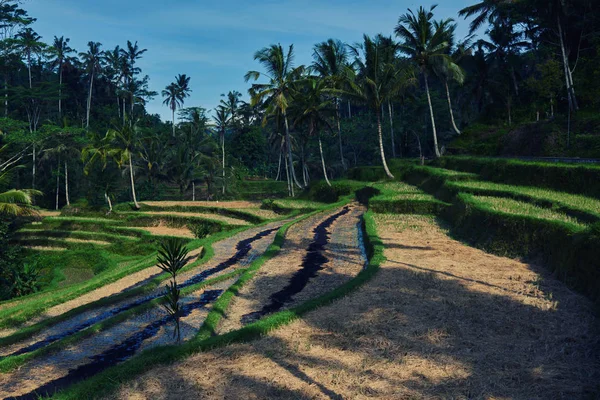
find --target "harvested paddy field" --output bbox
[107,213,600,400]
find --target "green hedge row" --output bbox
[346,166,387,182]
[436,156,600,199]
[444,194,600,301]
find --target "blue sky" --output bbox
[26,0,478,122]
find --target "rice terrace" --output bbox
[0,0,599,399]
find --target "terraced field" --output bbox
[1,167,599,400]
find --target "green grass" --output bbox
[448,180,600,224]
[0,225,251,331]
[46,203,383,400]
[468,195,586,230]
[436,156,600,199]
[368,181,450,215]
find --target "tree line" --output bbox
[0,0,598,212]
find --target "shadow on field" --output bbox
[107,215,600,400]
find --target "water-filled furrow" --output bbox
[241,207,350,324]
[2,227,278,359]
[8,290,222,400]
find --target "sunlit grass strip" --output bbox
[446,193,600,300]
[435,155,600,199]
[47,206,383,400]
[0,226,251,332]
[470,195,587,230]
[369,181,449,215]
[447,180,600,224]
[0,269,245,373]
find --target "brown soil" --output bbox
[217,205,365,334]
[108,213,599,400]
[140,211,249,225]
[233,208,282,220]
[38,210,61,217]
[63,238,111,246]
[139,225,195,238]
[141,201,261,209]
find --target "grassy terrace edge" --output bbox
[0,224,255,337]
[403,165,600,301]
[47,201,384,400]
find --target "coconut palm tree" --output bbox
[395,5,451,157]
[48,36,75,117]
[79,41,103,129]
[458,0,513,34]
[293,77,335,186]
[346,35,413,178]
[0,145,39,216]
[219,90,242,128]
[120,40,147,120]
[162,74,191,136]
[311,39,350,170]
[245,44,305,196]
[432,19,467,135]
[14,27,44,89]
[214,105,231,195]
[105,122,141,209]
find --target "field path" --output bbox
[0,221,285,359]
[106,213,599,400]
[218,203,366,333]
[0,220,292,400]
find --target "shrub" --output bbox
[188,221,221,239]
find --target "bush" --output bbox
[188,221,221,239]
[346,167,386,182]
[436,156,600,199]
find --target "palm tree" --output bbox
[162,74,191,136]
[14,27,44,89]
[245,44,304,196]
[48,36,75,117]
[120,40,147,119]
[214,105,231,195]
[312,39,350,170]
[458,0,514,34]
[103,45,126,119]
[395,5,451,157]
[293,77,335,186]
[105,123,141,209]
[0,145,39,216]
[79,41,103,129]
[433,20,467,135]
[219,90,242,128]
[346,35,413,178]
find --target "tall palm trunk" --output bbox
[318,135,331,186]
[105,191,113,214]
[123,98,127,125]
[171,107,176,136]
[55,158,60,210]
[192,182,195,201]
[424,73,441,157]
[388,101,396,157]
[300,146,307,187]
[284,151,291,197]
[335,99,346,170]
[347,100,351,118]
[283,111,302,193]
[64,160,70,206]
[376,109,394,179]
[557,15,578,111]
[221,130,225,195]
[58,64,63,116]
[444,80,461,135]
[275,146,282,181]
[129,154,140,209]
[86,71,94,129]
